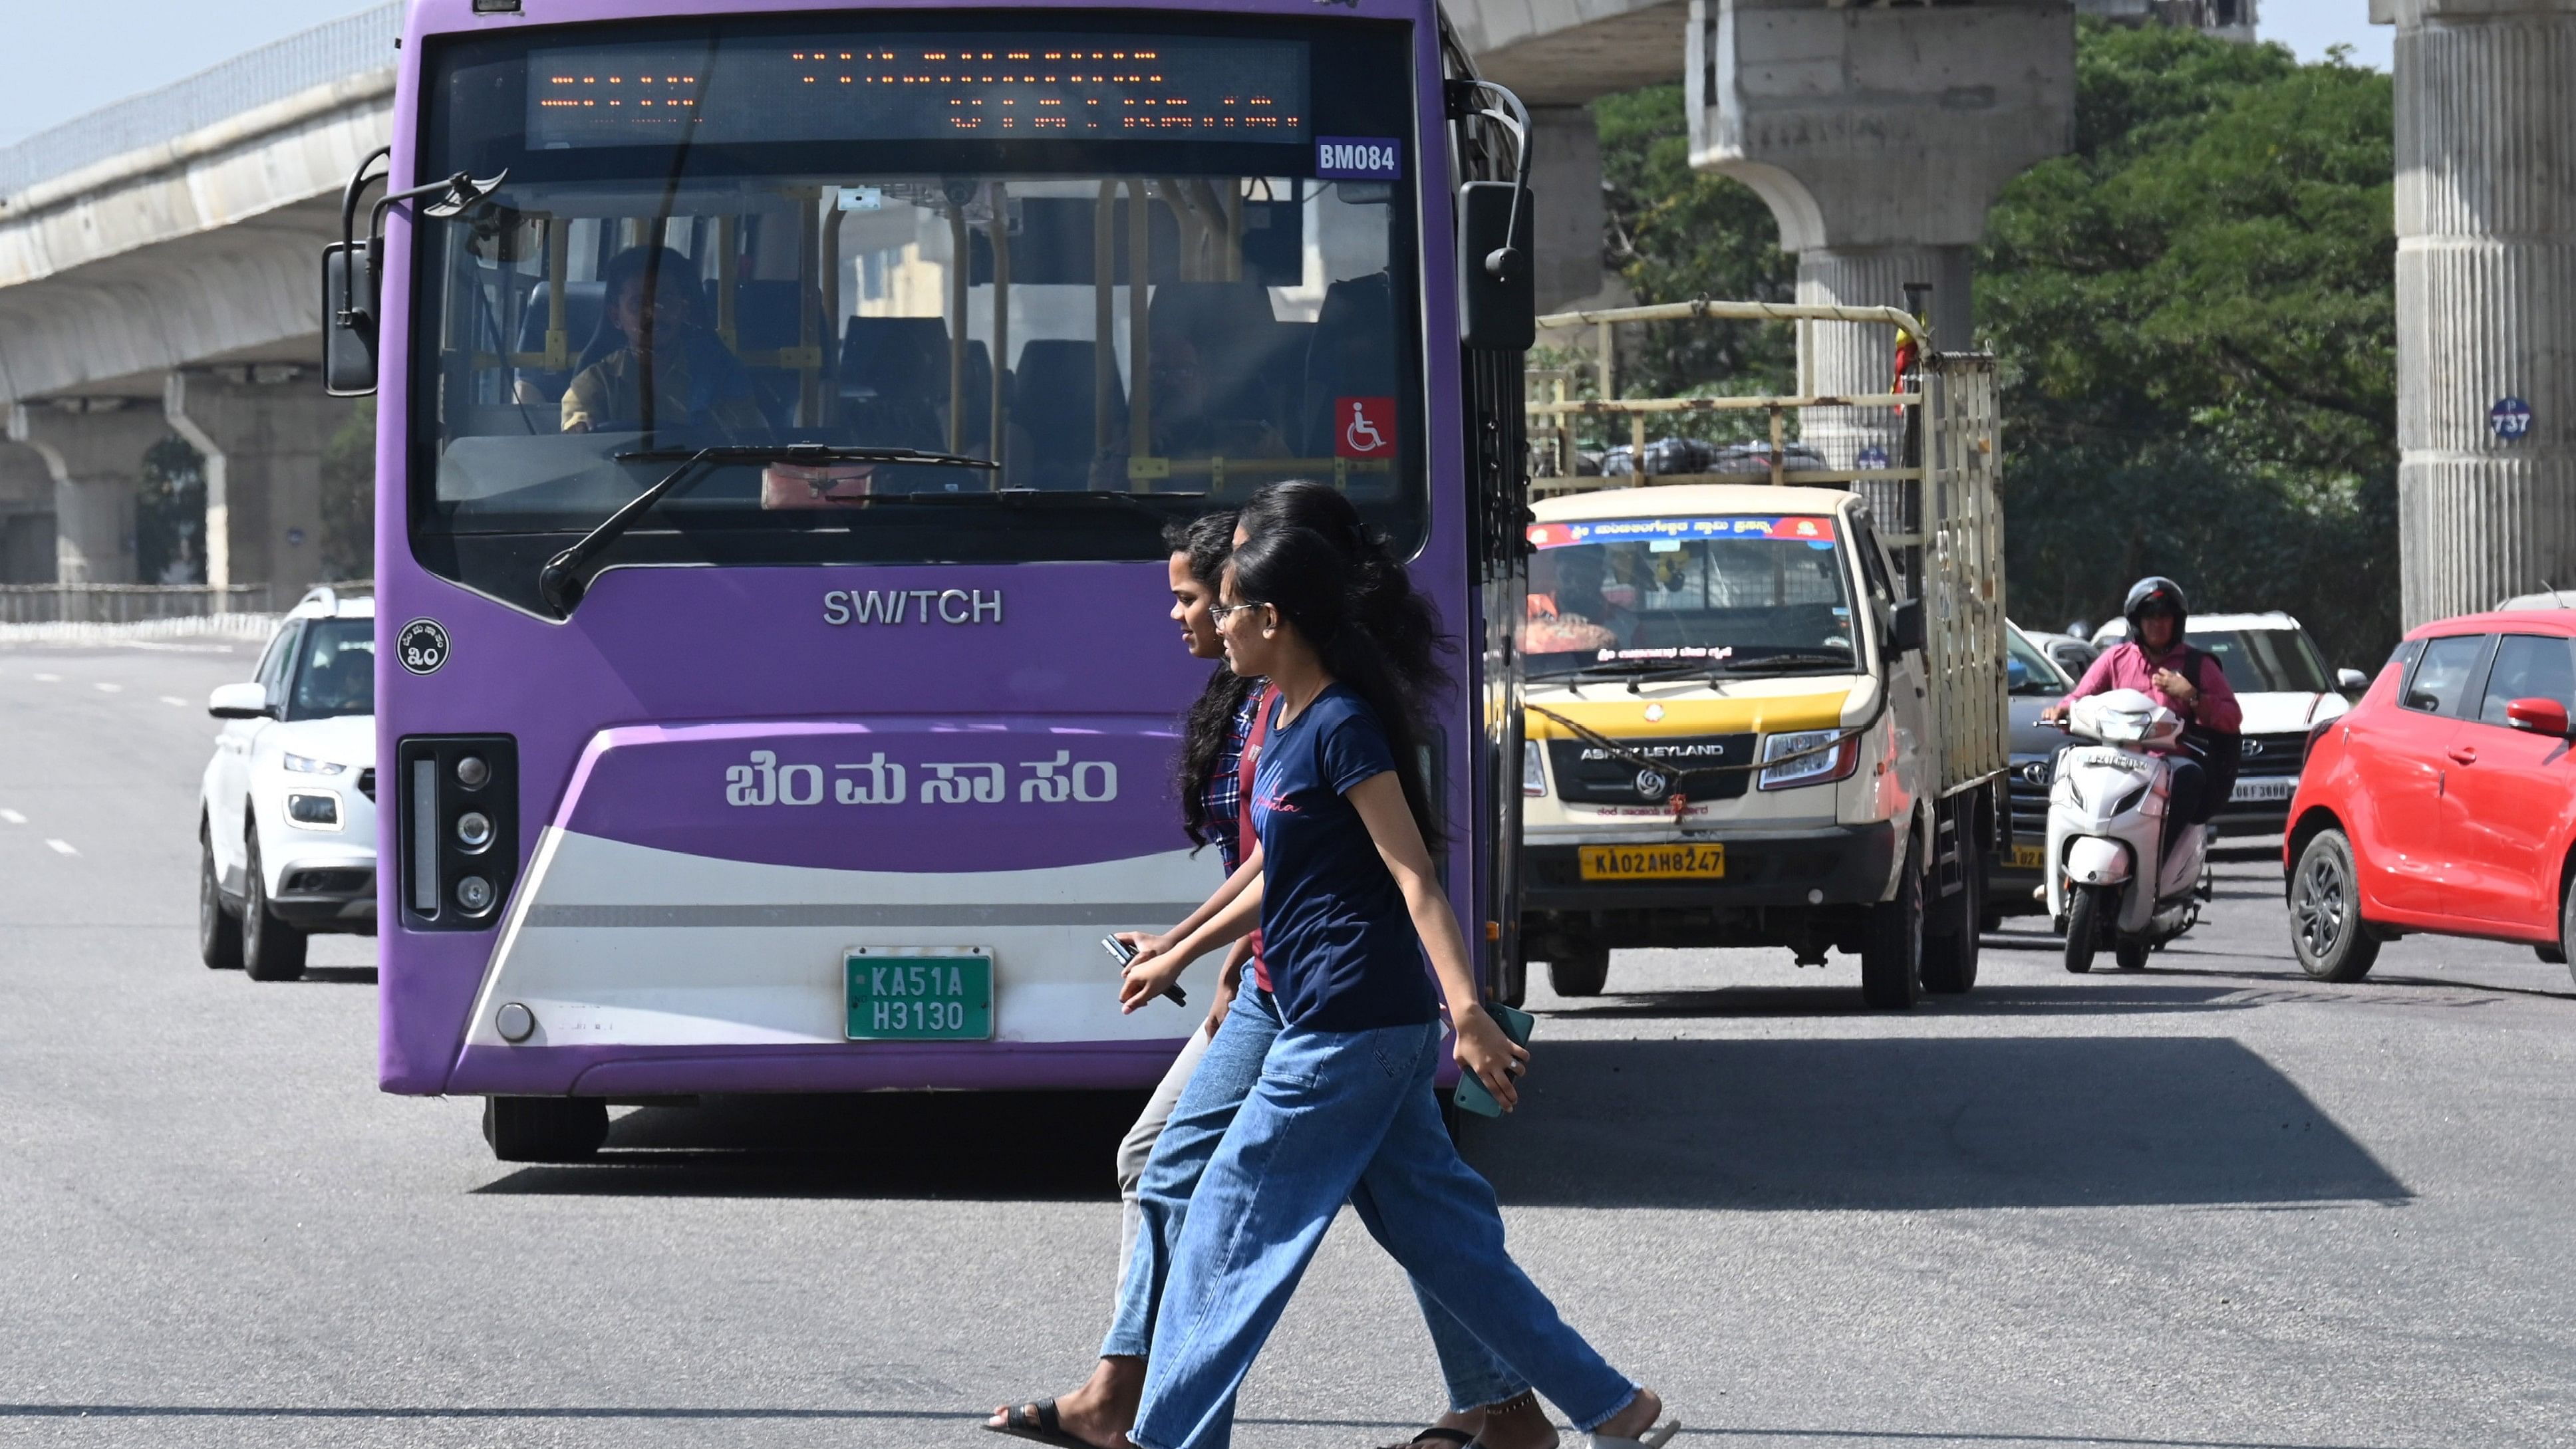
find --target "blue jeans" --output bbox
[1105,989,1524,1413]
[1129,1018,1636,1449]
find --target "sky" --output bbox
[0,0,2392,152]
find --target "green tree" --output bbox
[136,436,205,585]
[1592,84,1795,430]
[1979,24,2397,667]
[319,398,374,583]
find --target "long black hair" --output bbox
[1236,481,1449,691]
[1230,523,1447,851]
[1165,510,1254,850]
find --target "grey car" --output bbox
[1987,622,2075,926]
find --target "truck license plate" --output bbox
[1578,844,1725,880]
[2230,776,2297,804]
[845,948,994,1041]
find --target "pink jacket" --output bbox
[2063,640,2243,734]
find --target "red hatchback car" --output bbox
[2285,610,2576,984]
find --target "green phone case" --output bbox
[1451,1001,1536,1119]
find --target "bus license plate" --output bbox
[2231,777,2297,804]
[1578,844,1724,880]
[2011,843,2045,870]
[845,949,995,1041]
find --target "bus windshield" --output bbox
[1520,515,1859,678]
[410,15,1421,608]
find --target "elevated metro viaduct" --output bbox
[0,0,2122,594]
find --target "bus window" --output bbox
[406,16,1424,609]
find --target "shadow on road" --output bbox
[1463,1036,2408,1211]
[293,966,378,986]
[474,1089,1144,1200]
[1547,981,2255,1019]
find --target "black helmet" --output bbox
[2123,576,2188,636]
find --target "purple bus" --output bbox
[323,0,1534,1160]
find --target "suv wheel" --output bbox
[2289,828,2380,983]
[240,823,310,982]
[198,823,243,970]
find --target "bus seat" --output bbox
[511,280,607,403]
[726,279,815,428]
[1014,339,1125,490]
[839,316,952,451]
[1148,281,1280,424]
[1300,272,1396,457]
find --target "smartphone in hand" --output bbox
[1450,1001,1535,1119]
[1103,935,1187,1007]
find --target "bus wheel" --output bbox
[1545,943,1610,997]
[1859,839,1924,1009]
[239,825,308,982]
[484,1098,609,1163]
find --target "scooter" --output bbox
[2045,689,2214,973]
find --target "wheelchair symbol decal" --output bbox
[1336,396,1396,459]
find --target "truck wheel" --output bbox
[1922,856,1982,995]
[2064,884,2107,974]
[239,825,309,982]
[483,1097,610,1163]
[1546,944,1610,998]
[198,824,243,971]
[2289,829,2380,983]
[1859,839,1924,1009]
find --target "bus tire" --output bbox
[1546,944,1610,998]
[1921,855,1982,995]
[199,823,243,971]
[484,1097,609,1163]
[239,824,308,982]
[1859,838,1924,1009]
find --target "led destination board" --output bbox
[528,34,1308,147]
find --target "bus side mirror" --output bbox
[322,241,380,397]
[1889,600,1926,656]
[1459,181,1534,352]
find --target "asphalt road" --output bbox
[2,640,2571,1449]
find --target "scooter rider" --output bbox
[2041,577,2243,847]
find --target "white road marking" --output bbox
[32,673,61,683]
[0,809,24,825]
[93,682,122,694]
[44,839,76,856]
[160,696,188,708]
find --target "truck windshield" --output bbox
[1520,515,1858,678]
[408,15,1421,608]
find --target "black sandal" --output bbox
[987,1400,1103,1449]
[1379,1428,1477,1449]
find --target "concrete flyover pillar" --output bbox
[1530,106,1628,315]
[1687,0,2075,462]
[5,400,168,585]
[2388,0,2576,626]
[165,366,344,602]
[0,444,57,584]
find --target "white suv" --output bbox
[198,588,377,980]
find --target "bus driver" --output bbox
[561,245,773,440]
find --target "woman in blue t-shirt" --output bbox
[1113,524,1679,1449]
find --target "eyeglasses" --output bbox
[1211,601,1266,624]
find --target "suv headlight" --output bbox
[1758,729,1861,791]
[282,753,347,775]
[1522,739,1548,797]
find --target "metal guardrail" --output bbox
[0,3,400,203]
[0,583,275,624]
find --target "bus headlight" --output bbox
[1522,739,1548,797]
[1757,730,1861,791]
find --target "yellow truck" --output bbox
[1510,300,2007,1007]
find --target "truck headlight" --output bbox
[282,753,346,775]
[1522,739,1548,797]
[1758,729,1860,790]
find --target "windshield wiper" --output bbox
[865,488,1208,517]
[1717,652,1860,674]
[535,444,997,618]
